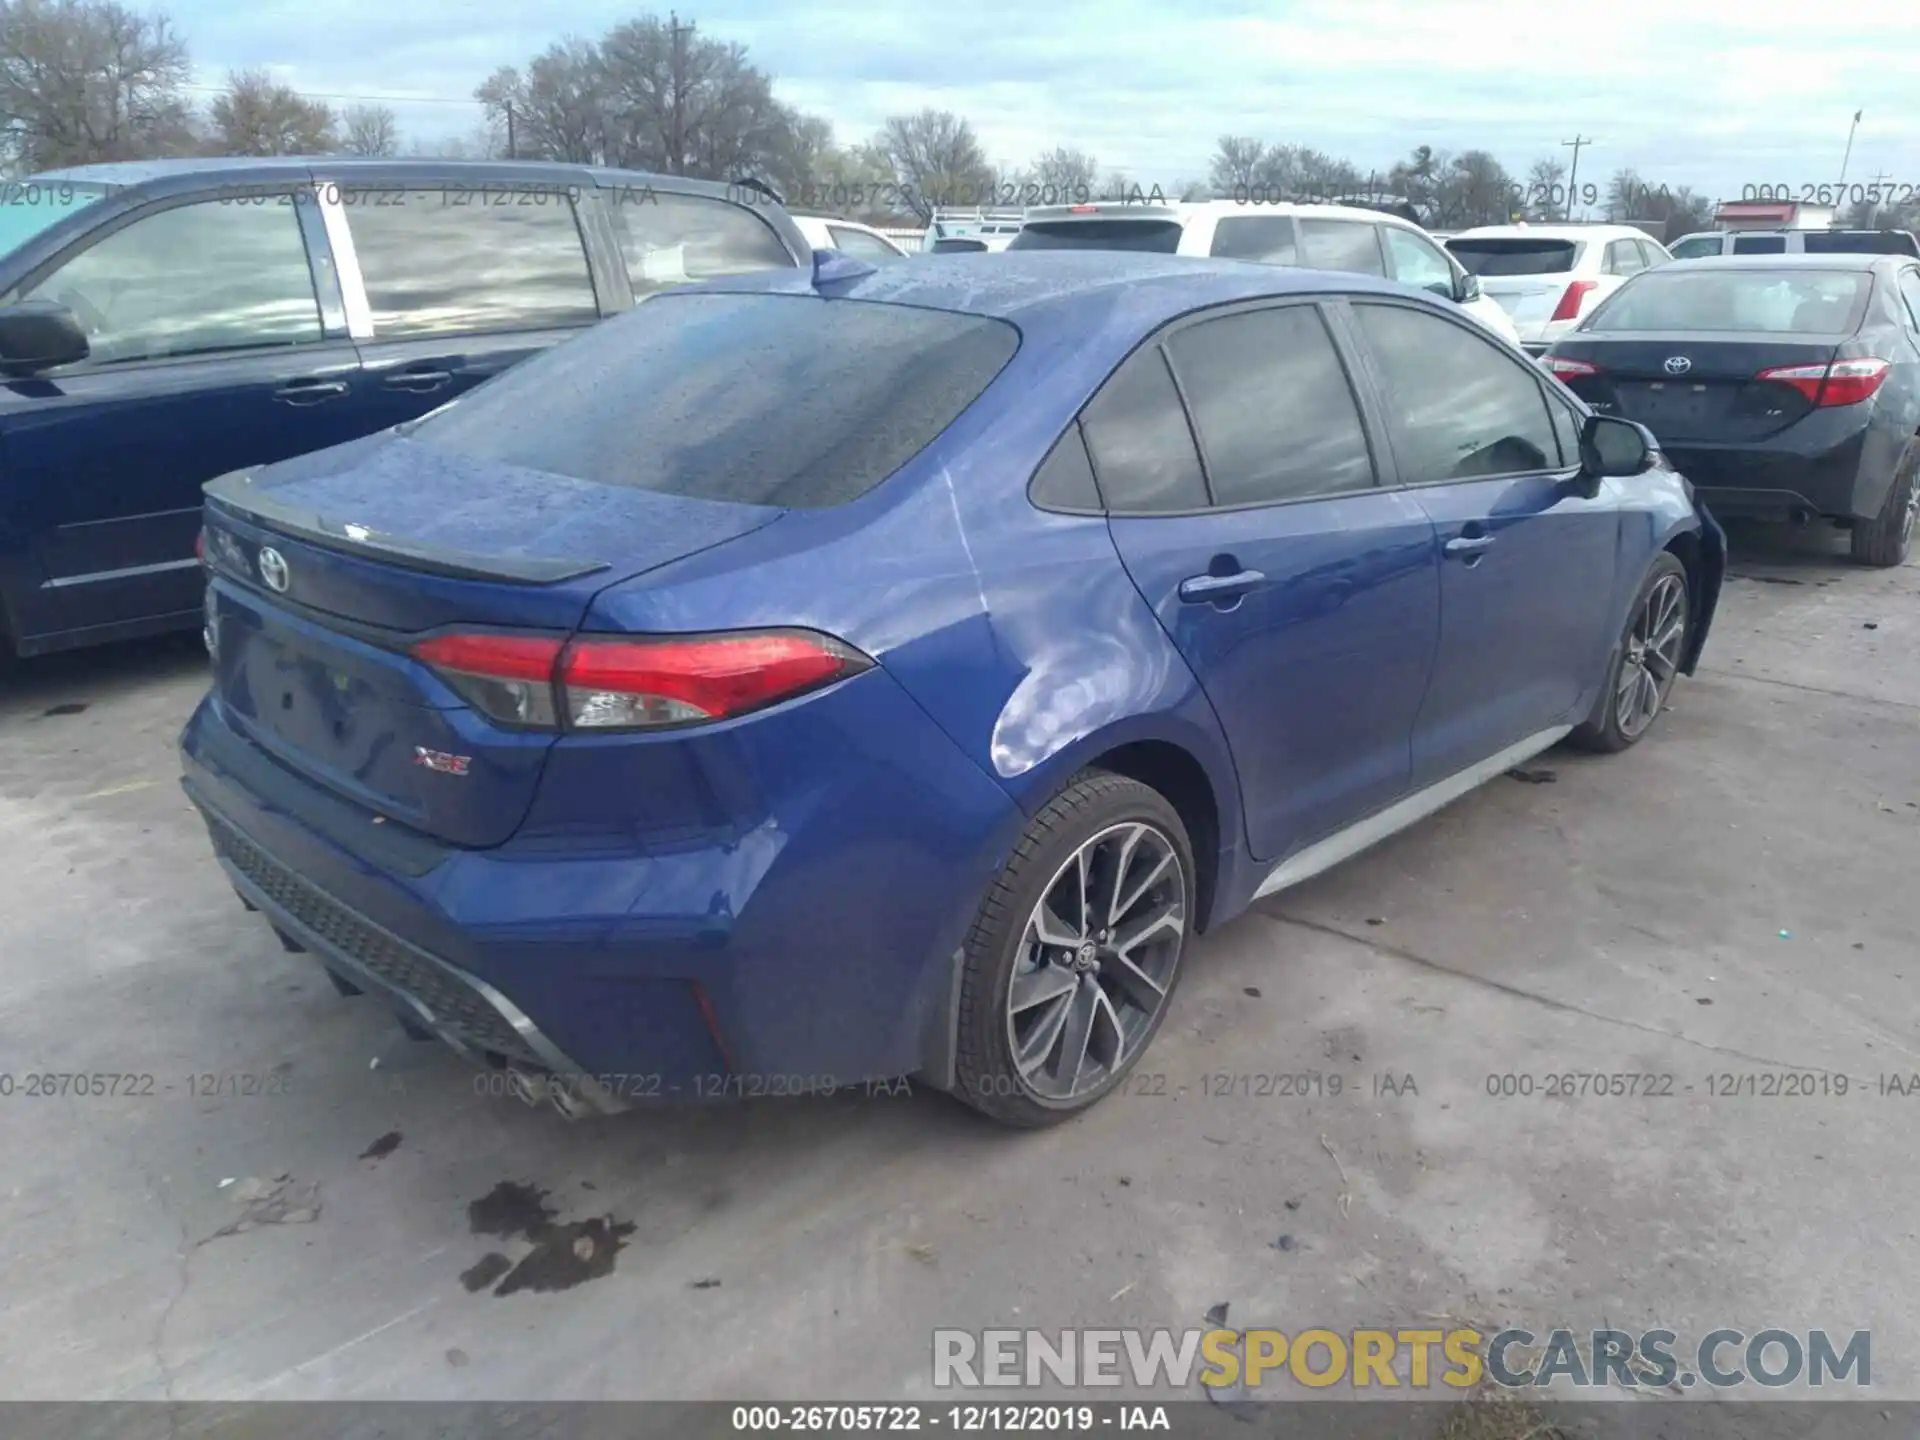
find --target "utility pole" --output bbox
[1561,135,1592,221]
[668,11,694,176]
[1839,109,1862,186]
[505,101,515,161]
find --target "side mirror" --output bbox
[1454,270,1482,303]
[0,301,89,377]
[1579,413,1654,478]
[1422,279,1454,301]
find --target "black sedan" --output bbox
[1544,253,1920,566]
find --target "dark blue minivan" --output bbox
[0,158,808,657]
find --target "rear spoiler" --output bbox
[204,470,610,585]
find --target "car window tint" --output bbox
[344,187,599,336]
[1354,303,1557,483]
[1635,239,1665,268]
[610,190,793,291]
[1381,225,1453,292]
[1896,270,1920,329]
[1582,268,1872,333]
[828,225,904,262]
[21,197,321,364]
[1607,240,1647,276]
[1299,219,1385,275]
[1029,423,1103,511]
[1009,220,1184,253]
[1209,215,1298,264]
[1732,234,1788,254]
[1081,345,1208,512]
[410,292,1018,507]
[1166,306,1373,506]
[1447,238,1581,275]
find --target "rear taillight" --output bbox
[1755,358,1890,407]
[411,628,872,732]
[1545,356,1600,379]
[1550,280,1599,323]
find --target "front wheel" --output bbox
[952,771,1195,1127]
[1570,552,1690,754]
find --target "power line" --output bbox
[178,83,481,107]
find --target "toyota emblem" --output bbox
[257,546,290,593]
[1663,355,1692,375]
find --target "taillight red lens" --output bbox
[560,631,871,729]
[1756,358,1889,407]
[412,632,565,727]
[1545,356,1599,379]
[1550,280,1598,323]
[410,628,871,732]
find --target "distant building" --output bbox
[1712,200,1836,232]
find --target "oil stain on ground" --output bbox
[463,1180,634,1297]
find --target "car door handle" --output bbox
[1444,535,1496,560]
[384,370,453,392]
[273,378,350,405]
[1178,569,1265,603]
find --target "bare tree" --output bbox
[340,103,397,157]
[477,39,604,165]
[1208,136,1266,195]
[874,109,992,217]
[209,68,335,155]
[1524,156,1567,220]
[1029,145,1097,198]
[1440,149,1514,227]
[0,0,196,171]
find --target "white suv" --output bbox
[790,215,911,262]
[1008,199,1523,345]
[1444,224,1672,354]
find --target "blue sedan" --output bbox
[180,249,1724,1126]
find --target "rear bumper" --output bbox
[1663,420,1889,521]
[179,668,1025,1106]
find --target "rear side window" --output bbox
[1605,240,1648,276]
[410,293,1019,508]
[1447,238,1581,275]
[1732,234,1787,255]
[1803,230,1920,257]
[1165,306,1373,506]
[1029,424,1102,512]
[344,188,599,337]
[1299,219,1385,276]
[1008,220,1184,253]
[1210,216,1298,264]
[1081,346,1208,512]
[1668,235,1724,260]
[610,191,794,291]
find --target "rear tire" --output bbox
[1850,442,1917,568]
[952,770,1195,1128]
[1570,552,1690,754]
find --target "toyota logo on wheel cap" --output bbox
[1663,355,1692,375]
[257,546,290,593]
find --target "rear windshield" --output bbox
[0,180,112,260]
[1803,230,1920,257]
[409,292,1020,508]
[931,238,988,253]
[1009,220,1184,253]
[1446,237,1582,275]
[1582,269,1873,334]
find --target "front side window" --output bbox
[1668,235,1722,259]
[1209,216,1298,265]
[1299,219,1385,276]
[1381,226,1454,293]
[1080,345,1208,513]
[1354,303,1558,484]
[19,198,322,365]
[1165,305,1374,506]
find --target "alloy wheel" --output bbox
[1615,572,1688,739]
[1005,822,1186,1103]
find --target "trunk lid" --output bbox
[202,431,784,847]
[1549,332,1844,443]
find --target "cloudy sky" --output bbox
[177,0,1920,204]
